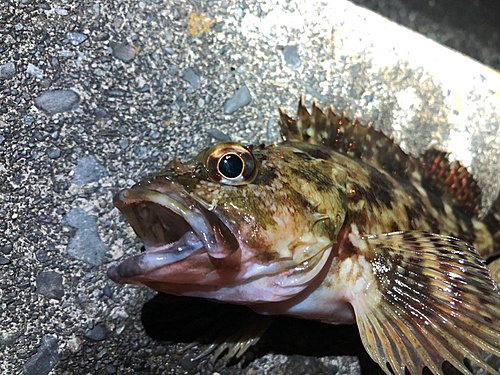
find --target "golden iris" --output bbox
[206,143,256,185]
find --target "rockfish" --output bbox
[108,95,500,375]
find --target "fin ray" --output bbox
[417,148,482,217]
[352,231,500,375]
[395,281,498,373]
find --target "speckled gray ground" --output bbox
[1,0,500,375]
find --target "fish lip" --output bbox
[108,184,239,283]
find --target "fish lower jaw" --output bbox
[107,230,205,283]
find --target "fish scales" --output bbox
[108,95,500,375]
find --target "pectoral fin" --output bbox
[351,231,500,375]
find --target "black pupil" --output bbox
[219,154,243,179]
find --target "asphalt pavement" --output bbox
[1,0,500,374]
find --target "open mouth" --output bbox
[107,186,239,284]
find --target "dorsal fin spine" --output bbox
[278,96,483,217]
[297,94,309,121]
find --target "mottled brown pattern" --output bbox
[281,140,475,252]
[279,95,496,258]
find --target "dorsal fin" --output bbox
[417,148,482,216]
[278,94,413,178]
[278,95,482,217]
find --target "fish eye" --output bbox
[218,153,244,179]
[206,143,256,185]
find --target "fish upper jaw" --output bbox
[107,182,240,285]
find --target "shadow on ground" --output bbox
[141,293,469,375]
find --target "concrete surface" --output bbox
[351,0,500,72]
[1,0,499,374]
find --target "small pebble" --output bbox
[1,244,12,254]
[50,58,59,68]
[34,90,80,115]
[102,285,113,299]
[208,128,231,142]
[109,42,136,63]
[180,356,198,371]
[133,145,148,159]
[138,84,150,92]
[66,32,88,45]
[107,89,126,97]
[182,68,201,89]
[364,94,374,102]
[62,209,106,266]
[24,116,34,125]
[155,346,167,356]
[0,62,16,80]
[72,155,107,185]
[46,148,61,159]
[118,139,129,149]
[351,64,361,77]
[26,63,43,79]
[85,325,107,341]
[224,85,252,114]
[168,65,179,75]
[305,86,328,103]
[282,45,302,68]
[23,335,58,375]
[36,271,64,300]
[94,108,107,118]
[112,16,124,29]
[60,50,74,58]
[35,249,49,263]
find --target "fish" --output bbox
[108,95,500,375]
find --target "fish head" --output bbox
[108,142,348,304]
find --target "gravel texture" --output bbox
[0,0,499,375]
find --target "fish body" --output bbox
[108,96,500,375]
